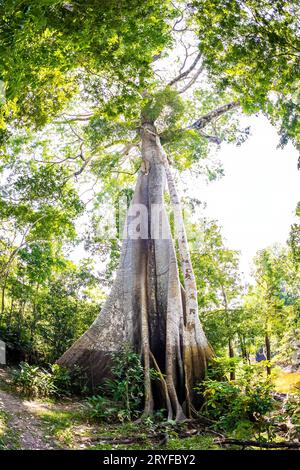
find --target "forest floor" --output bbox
[0,367,299,451]
[0,368,219,450]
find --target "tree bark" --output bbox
[239,334,249,364]
[228,339,235,381]
[1,283,5,317]
[265,333,271,376]
[1,272,9,317]
[156,139,212,414]
[57,122,211,419]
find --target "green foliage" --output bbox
[191,219,243,353]
[194,0,300,149]
[281,394,300,439]
[196,362,276,437]
[0,0,174,133]
[0,258,101,363]
[12,362,57,398]
[142,87,185,126]
[50,363,89,397]
[85,346,144,422]
[164,434,217,450]
[11,362,88,398]
[85,395,123,423]
[289,202,300,264]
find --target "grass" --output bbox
[32,405,221,450]
[33,407,85,448]
[0,410,20,449]
[89,434,218,451]
[163,435,219,450]
[89,439,218,451]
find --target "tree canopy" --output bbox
[194,0,300,150]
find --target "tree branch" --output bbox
[217,438,300,449]
[168,52,202,87]
[178,63,204,94]
[189,102,240,131]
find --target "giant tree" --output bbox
[1,1,246,418]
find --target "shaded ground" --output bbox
[0,388,58,449]
[1,367,298,451]
[0,368,218,450]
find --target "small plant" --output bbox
[51,364,88,397]
[85,345,145,422]
[281,394,300,440]
[195,361,276,438]
[11,362,88,398]
[85,395,122,422]
[12,363,57,398]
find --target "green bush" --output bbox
[12,363,57,398]
[85,346,144,422]
[11,362,88,398]
[195,362,276,437]
[50,364,88,397]
[85,395,124,422]
[281,394,300,439]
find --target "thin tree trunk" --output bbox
[30,283,39,340]
[228,339,235,380]
[265,333,271,376]
[1,274,8,317]
[1,284,5,317]
[7,290,14,331]
[220,285,235,379]
[239,333,250,364]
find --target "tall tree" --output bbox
[191,220,242,377]
[252,246,288,374]
[1,2,246,419]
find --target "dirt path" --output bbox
[0,368,59,450]
[0,388,58,449]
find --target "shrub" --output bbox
[85,395,123,422]
[11,362,88,398]
[12,363,57,398]
[195,361,276,437]
[50,364,88,397]
[281,394,300,439]
[85,345,144,422]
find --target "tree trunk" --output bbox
[239,334,249,363]
[265,333,271,376]
[228,339,235,380]
[57,122,212,419]
[220,285,235,379]
[1,275,8,317]
[157,140,213,414]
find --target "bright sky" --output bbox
[198,114,300,279]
